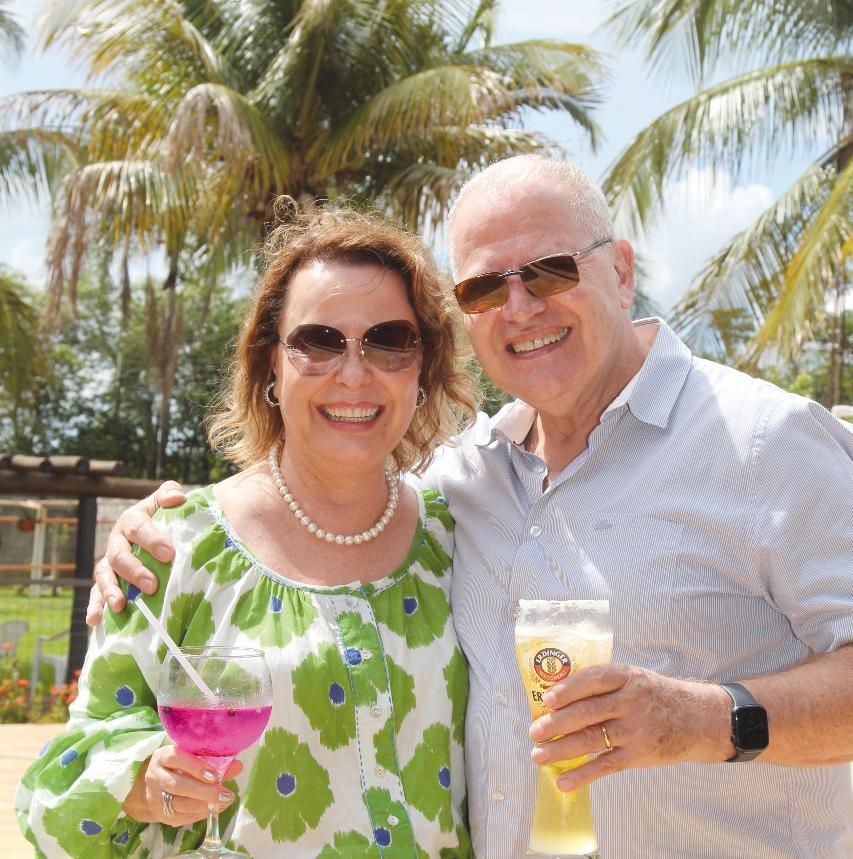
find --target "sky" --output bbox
[0,0,816,312]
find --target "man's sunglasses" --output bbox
[453,238,612,314]
[281,320,421,375]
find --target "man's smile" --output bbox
[508,327,570,354]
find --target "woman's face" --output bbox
[272,258,422,474]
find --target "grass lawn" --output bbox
[0,588,74,682]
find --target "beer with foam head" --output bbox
[515,600,612,856]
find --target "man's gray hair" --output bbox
[447,154,613,276]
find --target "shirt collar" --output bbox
[602,368,640,416]
[479,317,693,447]
[624,317,693,428]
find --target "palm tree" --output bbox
[0,3,38,440]
[0,0,24,61]
[601,0,851,380]
[0,0,605,474]
[0,266,45,447]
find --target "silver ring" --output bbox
[162,789,175,818]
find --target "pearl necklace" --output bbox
[267,442,399,546]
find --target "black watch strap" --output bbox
[720,682,768,763]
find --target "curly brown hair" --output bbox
[208,200,481,474]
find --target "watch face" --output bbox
[733,706,769,750]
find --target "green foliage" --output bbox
[699,309,853,407]
[603,0,852,362]
[470,359,512,417]
[0,1,608,473]
[0,645,78,724]
[0,266,44,419]
[0,0,24,64]
[0,264,243,482]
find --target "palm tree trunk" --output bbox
[120,242,131,324]
[155,255,181,479]
[839,289,848,406]
[827,276,845,409]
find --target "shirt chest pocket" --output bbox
[581,514,686,665]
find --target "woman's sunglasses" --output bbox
[281,320,422,375]
[453,238,612,314]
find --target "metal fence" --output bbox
[0,498,127,689]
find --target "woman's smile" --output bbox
[318,402,384,427]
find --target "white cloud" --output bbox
[3,238,46,284]
[0,198,50,285]
[496,0,606,41]
[634,168,775,311]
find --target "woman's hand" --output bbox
[122,746,243,826]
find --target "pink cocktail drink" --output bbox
[157,646,272,857]
[159,703,271,777]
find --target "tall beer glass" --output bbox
[515,600,612,857]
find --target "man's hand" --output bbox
[528,664,733,792]
[86,481,187,626]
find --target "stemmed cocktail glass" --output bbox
[158,646,272,858]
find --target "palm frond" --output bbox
[0,128,78,200]
[0,0,25,62]
[370,125,557,229]
[46,159,196,312]
[0,267,42,400]
[453,0,499,53]
[37,0,237,87]
[314,41,604,177]
[314,64,520,173]
[749,156,852,360]
[672,155,850,360]
[601,57,850,235]
[163,83,292,193]
[462,40,607,146]
[0,88,179,165]
[604,0,852,83]
[249,0,391,125]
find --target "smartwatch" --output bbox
[720,682,769,762]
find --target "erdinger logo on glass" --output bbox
[533,647,572,683]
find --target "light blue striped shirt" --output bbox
[420,318,853,858]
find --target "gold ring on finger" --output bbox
[599,722,613,751]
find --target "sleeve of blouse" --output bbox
[420,487,455,575]
[15,505,193,858]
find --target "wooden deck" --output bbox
[1,723,64,857]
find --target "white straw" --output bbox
[127,588,216,701]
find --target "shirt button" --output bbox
[530,524,542,537]
[496,693,508,705]
[536,464,547,474]
[346,596,358,607]
[492,791,505,802]
[374,765,386,777]
[387,815,399,826]
[361,649,373,660]
[511,603,520,619]
[370,704,383,718]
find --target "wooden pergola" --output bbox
[0,454,162,680]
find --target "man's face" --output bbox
[451,183,637,417]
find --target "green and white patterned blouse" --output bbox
[17,486,472,858]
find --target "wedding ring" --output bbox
[162,789,175,818]
[599,723,613,751]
